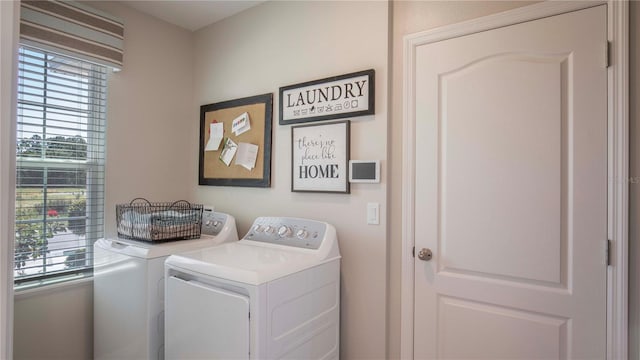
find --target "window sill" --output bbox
[14,274,93,300]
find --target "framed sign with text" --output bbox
[291,120,350,193]
[279,69,374,125]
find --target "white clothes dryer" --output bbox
[94,210,238,360]
[164,216,341,360]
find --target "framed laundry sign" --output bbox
[291,120,350,193]
[279,69,374,125]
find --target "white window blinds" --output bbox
[15,45,106,287]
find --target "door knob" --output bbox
[417,248,432,261]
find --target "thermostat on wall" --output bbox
[349,160,380,183]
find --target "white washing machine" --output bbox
[94,210,238,360]
[164,216,341,360]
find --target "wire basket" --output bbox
[116,198,204,242]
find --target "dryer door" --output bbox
[166,276,250,359]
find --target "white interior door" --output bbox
[413,5,607,359]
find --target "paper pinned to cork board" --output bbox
[219,137,238,166]
[235,142,259,170]
[231,112,251,136]
[205,122,224,151]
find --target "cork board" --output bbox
[199,93,273,187]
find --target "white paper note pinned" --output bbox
[219,138,238,166]
[205,122,224,151]
[231,112,251,136]
[235,142,259,170]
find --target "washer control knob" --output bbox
[296,229,308,240]
[264,225,275,234]
[253,224,263,232]
[213,221,220,228]
[205,220,212,226]
[277,225,292,238]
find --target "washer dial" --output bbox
[296,229,309,240]
[278,226,292,238]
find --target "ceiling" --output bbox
[122,1,266,32]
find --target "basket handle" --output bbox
[129,197,152,206]
[169,200,193,209]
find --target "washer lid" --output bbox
[165,240,339,285]
[94,234,233,259]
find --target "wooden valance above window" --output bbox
[20,0,124,69]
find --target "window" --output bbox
[14,45,106,288]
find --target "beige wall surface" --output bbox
[190,2,389,358]
[10,1,638,359]
[13,2,195,359]
[629,2,639,359]
[14,282,93,359]
[92,1,195,239]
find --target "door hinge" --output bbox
[605,41,612,68]
[412,246,415,258]
[606,239,612,266]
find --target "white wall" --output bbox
[12,2,194,359]
[0,1,18,358]
[190,1,389,358]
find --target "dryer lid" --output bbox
[165,240,339,285]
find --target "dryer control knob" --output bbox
[264,225,275,234]
[296,229,308,240]
[277,226,292,238]
[253,224,263,232]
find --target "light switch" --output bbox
[367,203,379,225]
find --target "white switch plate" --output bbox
[367,202,379,225]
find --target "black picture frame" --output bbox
[291,120,350,193]
[199,93,273,187]
[279,69,375,125]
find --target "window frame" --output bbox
[14,45,107,288]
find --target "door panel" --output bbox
[437,297,569,359]
[413,5,606,359]
[439,53,566,285]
